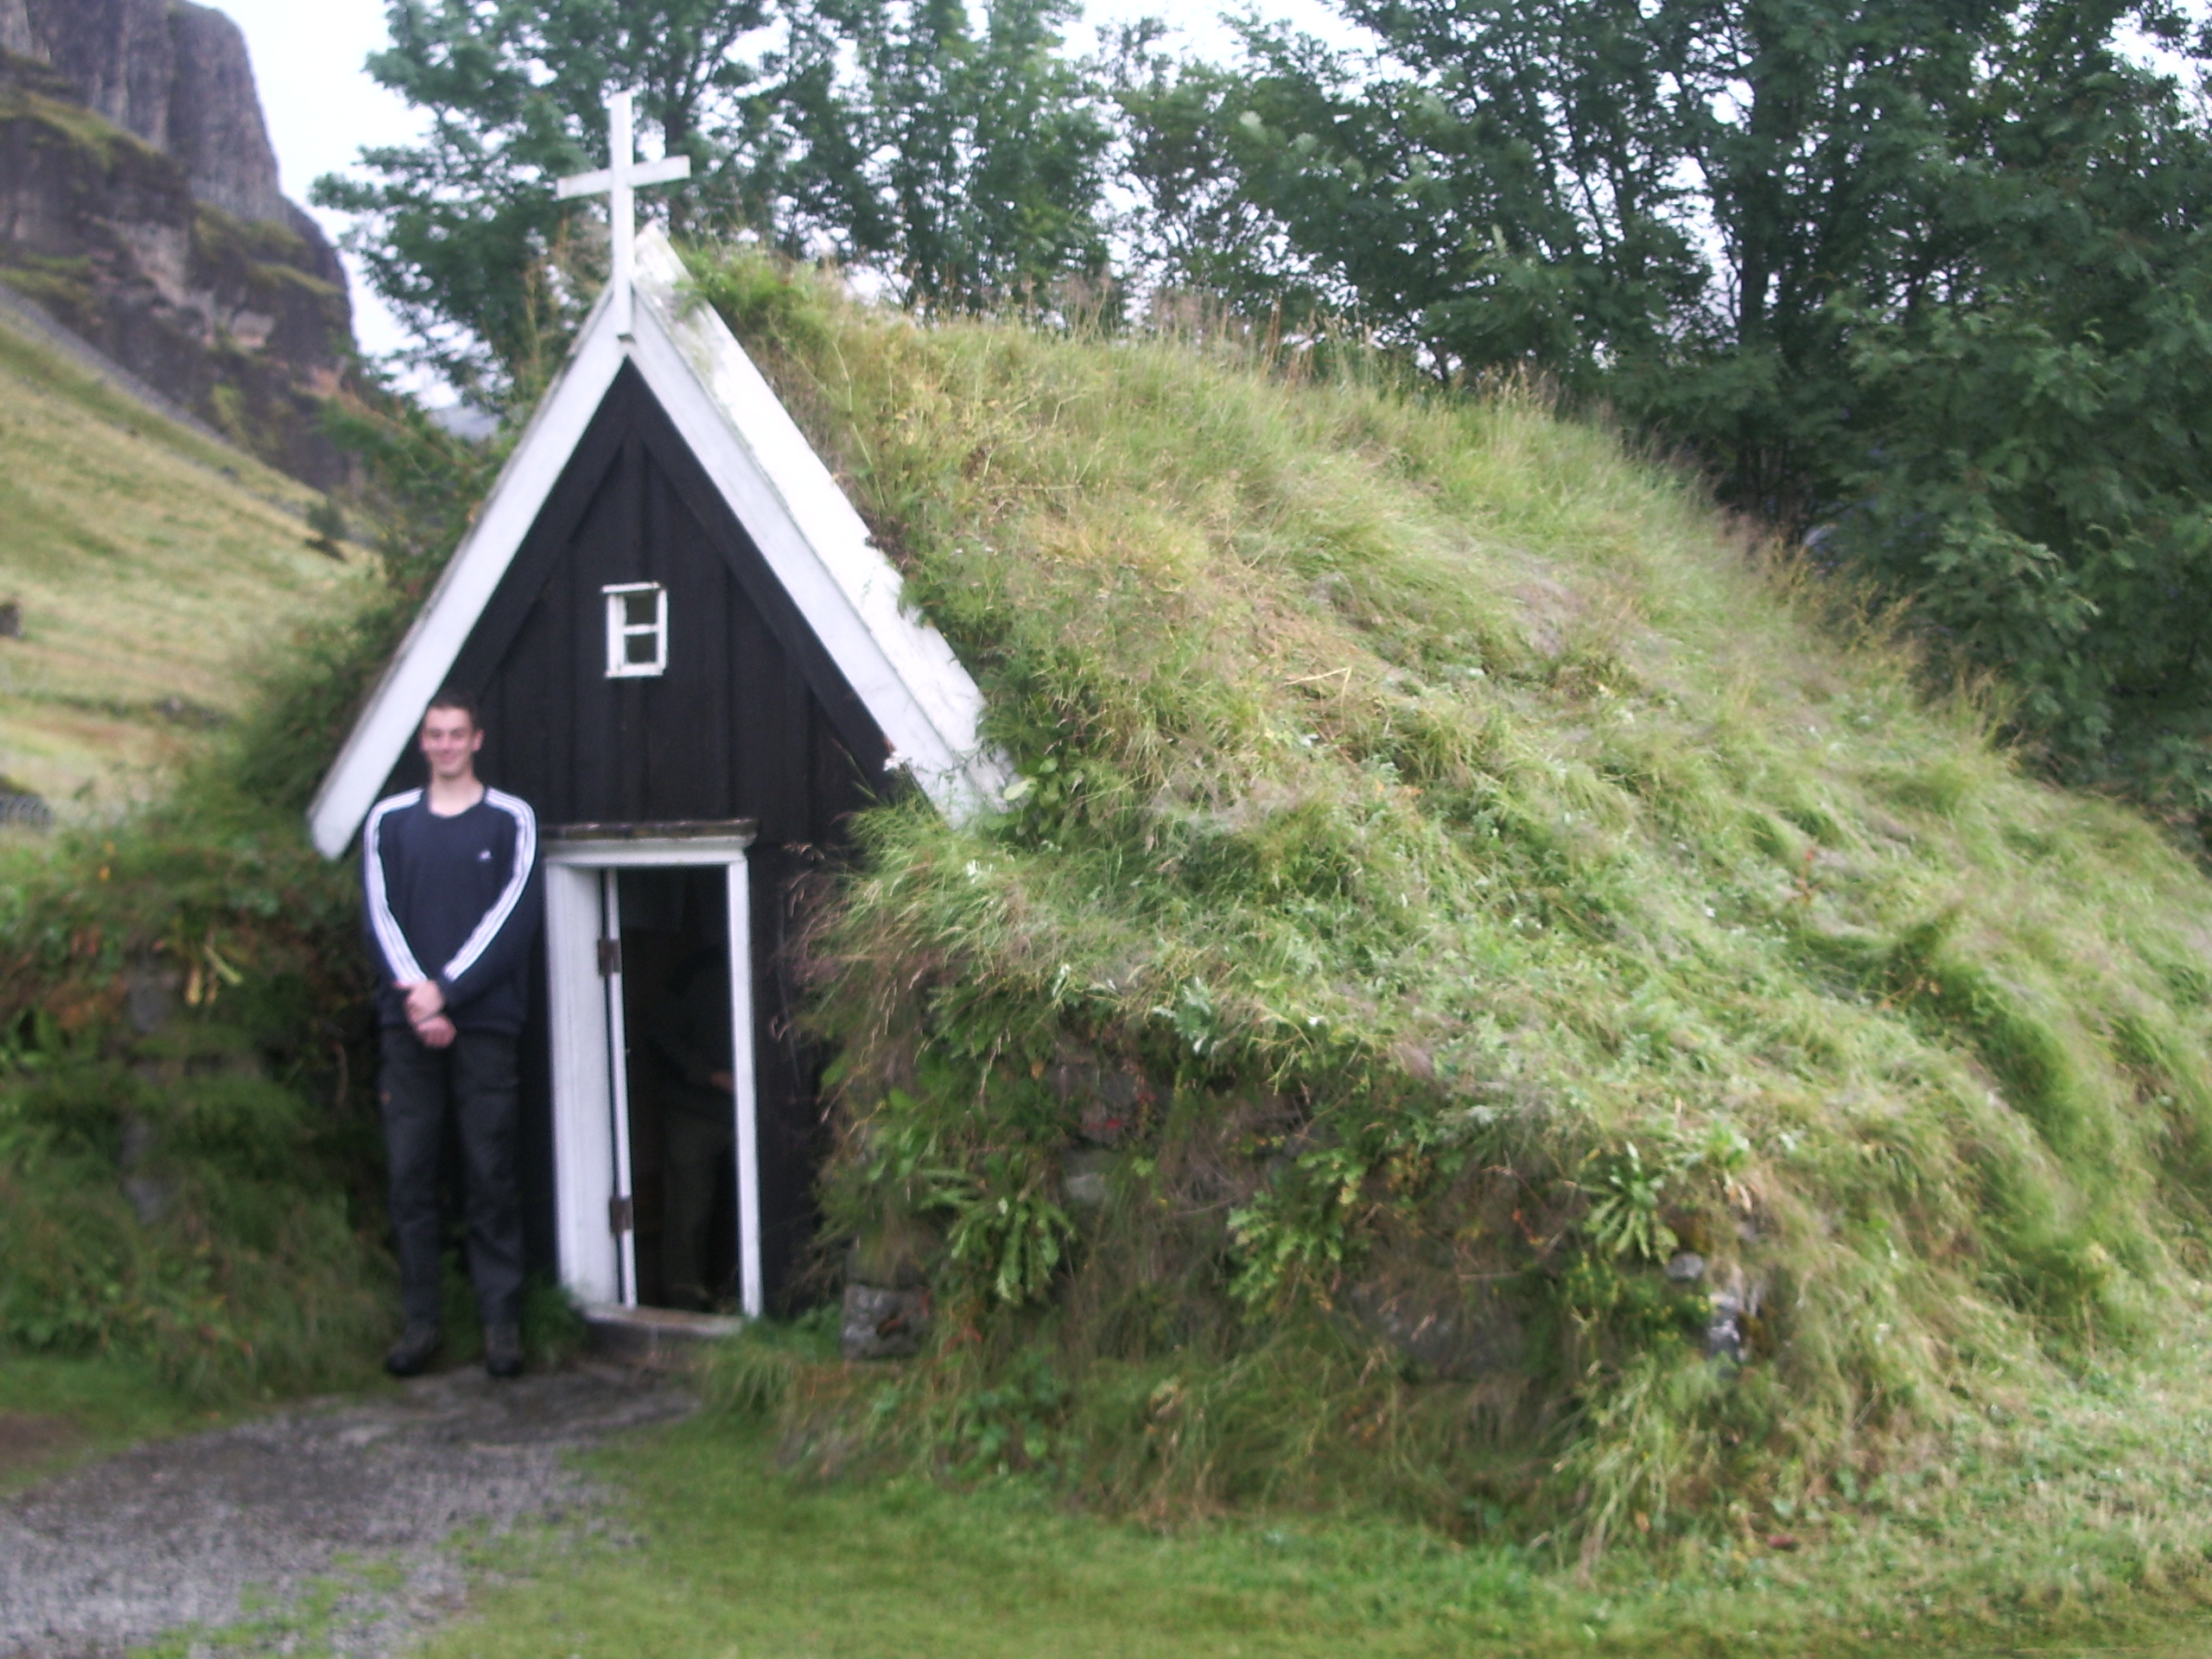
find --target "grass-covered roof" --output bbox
[688,251,2212,1538]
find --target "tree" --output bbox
[318,0,1114,401]
[1132,0,2019,515]
[1831,8,2212,799]
[817,0,1114,312]
[1117,0,2212,808]
[315,0,824,406]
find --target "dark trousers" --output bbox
[378,1025,524,1328]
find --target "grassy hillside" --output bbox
[0,314,368,812]
[680,251,2212,1560]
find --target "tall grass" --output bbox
[685,247,2212,1538]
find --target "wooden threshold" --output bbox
[581,1301,746,1367]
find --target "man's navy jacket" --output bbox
[362,787,541,1035]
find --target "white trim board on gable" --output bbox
[307,230,1009,859]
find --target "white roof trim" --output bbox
[308,230,1008,859]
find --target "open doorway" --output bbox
[616,868,739,1312]
[542,828,761,1318]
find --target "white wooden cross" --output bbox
[556,90,692,340]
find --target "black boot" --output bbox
[484,1322,524,1380]
[384,1322,441,1378]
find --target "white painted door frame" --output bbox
[543,832,761,1318]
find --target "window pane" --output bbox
[625,592,658,627]
[626,632,658,664]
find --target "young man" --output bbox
[363,691,540,1379]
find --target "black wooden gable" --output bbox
[378,363,884,843]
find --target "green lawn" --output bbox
[419,1404,2212,1659]
[427,1418,1582,1659]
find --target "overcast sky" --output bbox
[215,1,1361,379]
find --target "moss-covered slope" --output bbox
[0,312,368,812]
[690,253,2212,1533]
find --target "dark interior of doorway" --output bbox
[619,867,740,1312]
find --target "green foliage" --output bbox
[822,0,1113,312]
[305,496,348,553]
[700,1307,842,1419]
[321,0,1114,401]
[333,0,2212,805]
[846,1092,1073,1306]
[315,0,795,401]
[0,938,388,1396]
[1832,229,2212,804]
[940,1153,1075,1306]
[1580,1143,1677,1265]
[426,1341,2212,1657]
[683,248,2212,1541]
[321,376,511,596]
[0,1354,234,1495]
[945,1350,1071,1475]
[0,308,364,810]
[1226,1144,1373,1307]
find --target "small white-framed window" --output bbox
[602,582,668,677]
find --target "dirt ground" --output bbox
[0,1414,83,1485]
[0,1364,690,1658]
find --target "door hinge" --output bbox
[608,1194,634,1235]
[597,937,621,976]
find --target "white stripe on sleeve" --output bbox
[364,791,428,984]
[440,789,537,984]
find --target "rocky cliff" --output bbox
[0,0,353,486]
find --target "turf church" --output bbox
[308,96,1007,1322]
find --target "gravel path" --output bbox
[0,1364,691,1658]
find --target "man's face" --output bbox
[419,706,483,781]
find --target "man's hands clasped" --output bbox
[399,979,456,1049]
